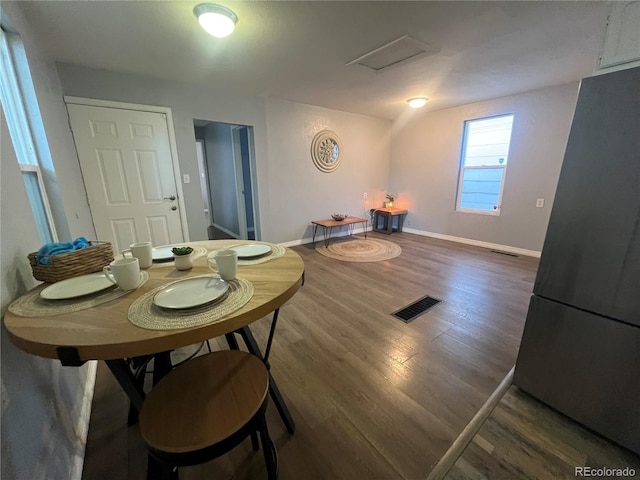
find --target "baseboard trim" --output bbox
[279,227,368,248]
[403,228,541,258]
[72,360,97,480]
[426,366,515,480]
[280,228,541,258]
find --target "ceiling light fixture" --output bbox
[407,97,428,108]
[193,3,238,38]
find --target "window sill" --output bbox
[456,208,501,216]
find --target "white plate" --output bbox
[153,277,229,309]
[40,273,115,300]
[231,243,272,259]
[152,245,178,261]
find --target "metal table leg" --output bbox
[106,352,174,480]
[106,358,146,411]
[323,226,332,248]
[152,351,173,385]
[225,332,240,350]
[236,313,295,434]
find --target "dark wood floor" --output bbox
[445,386,640,480]
[82,232,543,479]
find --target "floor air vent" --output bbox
[392,295,442,323]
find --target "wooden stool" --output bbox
[139,350,278,479]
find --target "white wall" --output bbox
[2,4,95,241]
[56,62,271,242]
[56,64,393,244]
[1,4,96,480]
[390,82,579,252]
[1,112,92,480]
[264,98,391,242]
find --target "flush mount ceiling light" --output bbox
[407,97,428,108]
[193,3,238,38]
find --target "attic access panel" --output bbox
[346,35,438,73]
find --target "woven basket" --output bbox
[28,241,114,283]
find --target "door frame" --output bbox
[64,96,190,241]
[231,126,248,240]
[245,127,261,240]
[195,139,212,227]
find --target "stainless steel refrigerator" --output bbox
[514,66,640,455]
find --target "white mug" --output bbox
[103,257,141,290]
[122,242,153,269]
[207,250,238,281]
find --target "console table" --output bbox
[312,216,368,248]
[372,208,408,234]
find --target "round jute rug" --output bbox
[315,237,402,262]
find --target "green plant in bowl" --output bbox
[171,246,194,256]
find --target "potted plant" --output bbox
[385,194,395,209]
[172,246,194,270]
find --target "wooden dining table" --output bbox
[4,239,305,434]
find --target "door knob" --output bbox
[164,195,176,201]
[171,206,177,211]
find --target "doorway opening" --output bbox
[194,120,257,241]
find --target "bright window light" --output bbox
[0,28,59,242]
[456,114,515,215]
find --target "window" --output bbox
[456,114,514,215]
[0,27,58,243]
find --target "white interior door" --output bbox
[67,104,184,253]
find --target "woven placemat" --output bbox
[208,242,286,266]
[8,271,150,317]
[128,275,254,330]
[150,246,209,268]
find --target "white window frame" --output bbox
[1,27,58,242]
[455,114,514,216]
[18,164,59,242]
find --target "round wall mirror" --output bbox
[311,130,342,173]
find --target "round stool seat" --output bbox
[139,350,269,455]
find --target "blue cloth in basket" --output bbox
[36,237,91,265]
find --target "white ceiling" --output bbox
[14,1,611,120]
